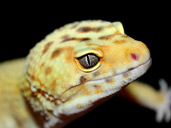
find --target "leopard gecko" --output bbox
[0,20,170,128]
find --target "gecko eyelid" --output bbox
[77,53,100,69]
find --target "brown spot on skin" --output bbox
[45,67,52,75]
[105,79,111,83]
[30,75,35,81]
[61,37,75,42]
[99,34,116,40]
[40,62,45,67]
[79,37,91,41]
[113,39,126,44]
[42,41,53,55]
[51,80,56,87]
[61,37,90,43]
[31,91,37,97]
[93,84,101,89]
[76,104,83,109]
[26,71,36,82]
[77,26,103,33]
[93,85,102,94]
[121,34,129,38]
[93,71,100,77]
[105,78,115,83]
[123,72,130,78]
[80,76,86,84]
[51,49,62,59]
[61,34,70,39]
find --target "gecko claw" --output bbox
[155,79,171,123]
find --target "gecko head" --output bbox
[56,21,151,116]
[23,20,151,118]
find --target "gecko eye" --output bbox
[77,53,100,69]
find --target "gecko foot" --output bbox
[155,79,171,123]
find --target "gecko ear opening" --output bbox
[113,21,125,34]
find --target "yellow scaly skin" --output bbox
[0,20,170,128]
[0,59,38,128]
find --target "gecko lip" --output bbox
[89,58,152,82]
[60,58,151,102]
[58,59,152,116]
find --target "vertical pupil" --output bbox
[78,53,100,68]
[87,55,90,66]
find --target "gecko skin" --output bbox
[0,20,170,128]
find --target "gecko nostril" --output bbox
[130,53,138,61]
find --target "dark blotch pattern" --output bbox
[42,42,53,55]
[61,37,75,42]
[51,49,62,59]
[77,26,103,33]
[61,37,90,43]
[93,71,100,77]
[45,67,52,75]
[80,76,86,84]
[93,85,101,89]
[99,34,116,40]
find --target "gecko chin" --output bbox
[57,58,152,116]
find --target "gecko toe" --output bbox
[165,107,171,122]
[156,108,164,123]
[159,78,168,93]
[155,79,171,122]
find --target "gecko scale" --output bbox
[0,20,170,128]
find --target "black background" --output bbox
[0,2,170,128]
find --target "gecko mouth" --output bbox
[88,58,152,83]
[46,58,152,107]
[61,58,152,97]
[57,58,152,116]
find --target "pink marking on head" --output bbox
[131,53,138,61]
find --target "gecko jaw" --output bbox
[89,58,152,84]
[58,58,152,115]
[83,58,152,99]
